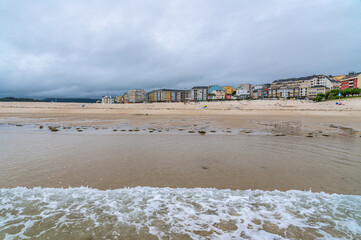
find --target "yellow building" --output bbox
[308,86,328,98]
[252,90,258,99]
[115,96,122,103]
[123,92,129,103]
[128,89,145,103]
[147,89,188,102]
[222,86,236,95]
[147,91,156,102]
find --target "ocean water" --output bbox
[1,187,360,239]
[1,132,361,194]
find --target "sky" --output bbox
[0,0,361,98]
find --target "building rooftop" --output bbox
[342,72,361,79]
[273,75,318,83]
[209,85,224,92]
[148,89,189,93]
[273,74,338,84]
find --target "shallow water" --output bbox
[1,187,360,239]
[1,132,361,194]
[1,130,361,239]
[0,187,361,239]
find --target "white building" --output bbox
[236,83,253,98]
[102,96,114,104]
[299,81,310,98]
[191,86,208,101]
[310,75,337,89]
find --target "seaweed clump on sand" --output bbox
[48,126,59,132]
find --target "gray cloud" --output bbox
[0,0,361,98]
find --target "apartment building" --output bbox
[208,90,226,100]
[191,86,208,101]
[299,81,311,98]
[253,84,270,91]
[309,86,328,98]
[222,86,236,95]
[252,90,259,99]
[208,85,225,100]
[310,75,339,89]
[101,96,114,104]
[123,92,129,103]
[236,84,253,98]
[115,96,122,103]
[340,72,361,90]
[252,84,270,98]
[269,75,339,99]
[147,89,189,102]
[269,76,309,98]
[128,89,145,103]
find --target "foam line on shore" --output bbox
[1,187,360,239]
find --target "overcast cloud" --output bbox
[0,0,361,98]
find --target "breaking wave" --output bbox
[1,187,360,239]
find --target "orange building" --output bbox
[222,86,236,95]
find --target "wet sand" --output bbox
[1,99,361,137]
[1,129,361,195]
[1,100,361,195]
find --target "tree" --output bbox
[330,89,340,95]
[232,90,237,96]
[341,88,352,97]
[328,92,337,100]
[313,96,323,102]
[325,91,331,99]
[351,88,360,95]
[317,93,325,98]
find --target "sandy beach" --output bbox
[1,99,361,195]
[1,99,361,137]
[2,98,361,114]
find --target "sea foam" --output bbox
[0,187,360,239]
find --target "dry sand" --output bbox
[1,98,361,115]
